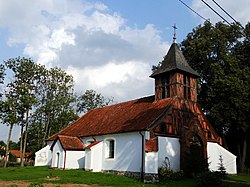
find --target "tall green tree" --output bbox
[181,21,250,172]
[5,57,39,166]
[29,66,78,149]
[77,89,114,113]
[1,96,19,167]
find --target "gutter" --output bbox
[139,131,145,181]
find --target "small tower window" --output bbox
[183,75,191,99]
[161,74,170,99]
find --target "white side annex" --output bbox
[49,139,85,169]
[34,142,52,166]
[207,142,237,174]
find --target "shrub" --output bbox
[159,157,184,181]
[196,171,223,187]
[158,167,184,181]
[27,183,44,187]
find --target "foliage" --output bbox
[196,171,223,187]
[27,183,44,187]
[8,153,16,162]
[181,21,250,172]
[77,89,113,113]
[27,66,78,150]
[1,56,114,165]
[158,157,184,181]
[0,141,6,155]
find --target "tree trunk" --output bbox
[42,112,50,147]
[20,115,24,167]
[21,110,29,167]
[240,135,247,173]
[4,124,13,168]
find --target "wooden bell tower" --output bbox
[150,28,199,102]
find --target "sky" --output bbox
[0,0,250,143]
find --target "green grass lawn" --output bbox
[0,166,195,187]
[0,166,249,187]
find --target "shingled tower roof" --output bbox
[150,42,199,78]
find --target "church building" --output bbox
[35,35,237,181]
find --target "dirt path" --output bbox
[0,180,105,187]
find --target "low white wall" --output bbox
[158,136,180,172]
[145,152,158,174]
[65,150,85,169]
[85,149,91,170]
[91,142,103,172]
[35,145,52,166]
[207,142,237,174]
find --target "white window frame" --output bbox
[105,138,115,159]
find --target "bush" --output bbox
[196,171,223,187]
[158,167,184,181]
[27,183,44,187]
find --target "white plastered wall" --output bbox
[158,136,180,172]
[65,150,85,169]
[35,141,53,167]
[145,152,158,174]
[35,145,52,166]
[207,142,237,174]
[82,131,143,173]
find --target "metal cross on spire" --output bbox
[173,24,177,43]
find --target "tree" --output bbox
[1,96,19,167]
[28,66,78,149]
[77,89,114,113]
[181,21,250,172]
[4,57,39,166]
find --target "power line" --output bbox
[178,0,209,22]
[201,0,248,39]
[200,0,232,26]
[211,0,244,29]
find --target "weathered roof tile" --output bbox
[48,96,173,140]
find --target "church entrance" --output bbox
[180,126,208,176]
[184,134,207,175]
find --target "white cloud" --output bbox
[191,0,250,26]
[0,0,168,102]
[67,61,153,101]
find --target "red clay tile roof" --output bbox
[83,141,101,149]
[57,135,85,150]
[9,150,31,157]
[48,96,174,140]
[145,138,158,152]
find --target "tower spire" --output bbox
[173,24,177,43]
